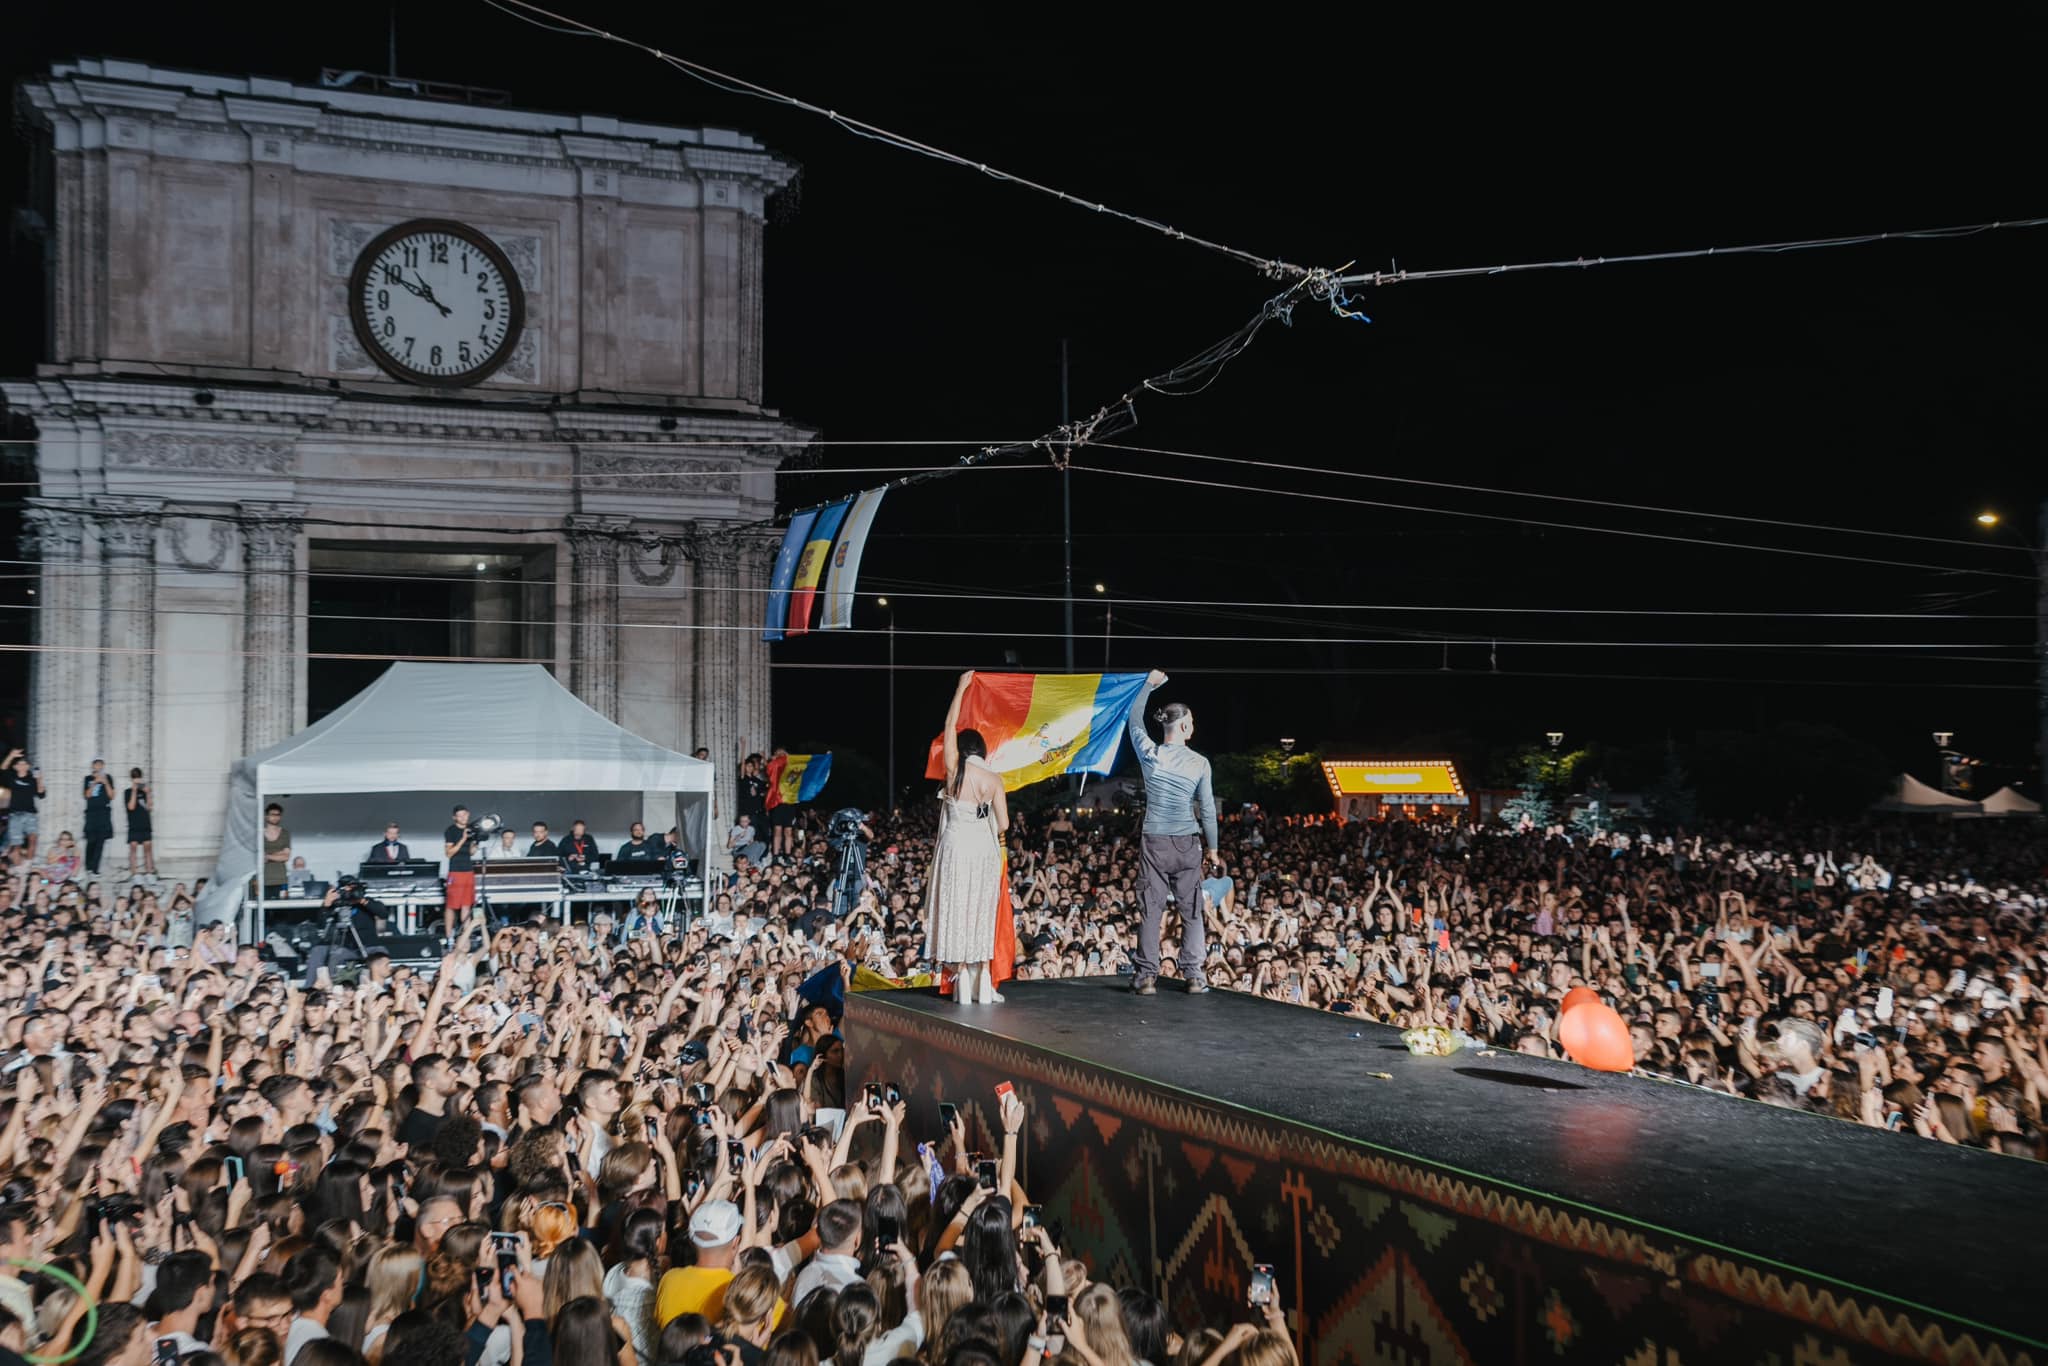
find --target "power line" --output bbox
[479,0,1305,280]
[0,559,2033,623]
[1098,442,2038,556]
[0,598,2027,653]
[1318,216,2048,292]
[1074,463,2038,581]
[0,639,2024,692]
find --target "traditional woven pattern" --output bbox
[847,993,2039,1364]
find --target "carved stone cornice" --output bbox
[578,449,745,495]
[107,429,294,475]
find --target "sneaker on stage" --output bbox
[1133,977,1157,996]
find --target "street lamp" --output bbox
[1096,583,1112,667]
[1976,512,2001,527]
[1932,731,1954,747]
[879,597,895,801]
[1545,731,1565,749]
[1278,737,1296,755]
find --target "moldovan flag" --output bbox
[766,752,833,809]
[762,508,819,642]
[784,499,851,638]
[819,487,887,631]
[924,672,1148,792]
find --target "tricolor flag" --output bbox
[819,487,887,631]
[763,508,819,642]
[924,672,1149,792]
[766,752,833,809]
[785,499,851,638]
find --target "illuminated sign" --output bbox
[1321,759,1465,799]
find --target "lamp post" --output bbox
[879,597,895,804]
[1096,582,1110,668]
[1545,731,1564,750]
[1278,737,1296,756]
[1933,730,1956,794]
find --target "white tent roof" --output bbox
[197,664,711,928]
[1874,772,1979,812]
[243,662,711,794]
[1980,785,2043,815]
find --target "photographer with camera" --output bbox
[443,804,477,944]
[827,808,875,922]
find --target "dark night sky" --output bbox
[4,9,2045,790]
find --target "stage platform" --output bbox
[845,977,2046,1364]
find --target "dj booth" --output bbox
[246,853,705,943]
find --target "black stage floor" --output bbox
[862,976,2048,1346]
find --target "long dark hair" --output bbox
[958,1197,1018,1307]
[952,729,987,797]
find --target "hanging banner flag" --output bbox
[766,752,833,808]
[819,487,888,631]
[763,508,819,642]
[924,672,1149,791]
[784,499,851,638]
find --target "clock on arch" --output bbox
[347,219,525,386]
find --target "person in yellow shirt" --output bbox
[657,1201,746,1326]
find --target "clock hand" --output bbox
[409,271,453,318]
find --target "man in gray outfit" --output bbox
[1127,668,1221,995]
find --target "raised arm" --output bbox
[942,672,973,779]
[1127,670,1165,761]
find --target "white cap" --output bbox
[688,1200,742,1248]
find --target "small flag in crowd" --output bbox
[924,672,1149,791]
[820,488,887,632]
[766,752,833,808]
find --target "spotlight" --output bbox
[659,416,679,432]
[876,596,888,607]
[475,561,487,572]
[1976,511,2000,527]
[193,389,215,406]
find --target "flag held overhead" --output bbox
[925,672,1149,791]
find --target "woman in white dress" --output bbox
[926,671,1009,1004]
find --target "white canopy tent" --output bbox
[1978,786,2042,816]
[195,663,714,931]
[1872,772,1980,814]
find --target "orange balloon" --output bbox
[1559,1002,1635,1072]
[1558,986,1601,1018]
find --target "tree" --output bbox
[1644,738,1698,828]
[1212,746,1328,816]
[1495,745,1588,830]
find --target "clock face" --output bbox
[347,219,525,386]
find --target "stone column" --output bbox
[566,516,625,721]
[240,503,305,752]
[690,528,742,842]
[736,528,780,759]
[23,502,91,833]
[96,498,162,788]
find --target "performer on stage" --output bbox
[1127,669,1220,996]
[926,671,1009,1004]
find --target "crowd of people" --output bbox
[0,701,2043,1366]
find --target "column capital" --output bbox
[96,497,164,560]
[238,503,305,565]
[23,501,88,557]
[689,522,750,574]
[565,514,631,561]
